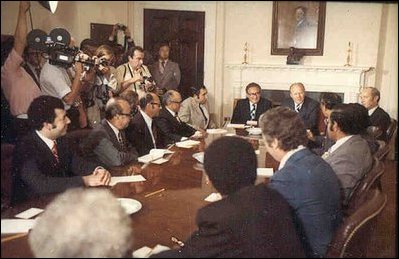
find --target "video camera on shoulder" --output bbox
[27,28,106,70]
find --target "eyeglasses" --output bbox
[170,100,182,104]
[119,113,131,117]
[151,102,161,107]
[248,92,261,96]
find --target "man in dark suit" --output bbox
[155,90,202,145]
[360,87,391,142]
[281,82,320,135]
[260,107,342,258]
[80,97,139,168]
[231,82,272,124]
[152,137,304,258]
[149,43,181,93]
[12,96,110,204]
[126,92,164,156]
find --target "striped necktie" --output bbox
[250,104,256,120]
[51,141,59,163]
[295,103,302,113]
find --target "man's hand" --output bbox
[130,73,143,84]
[20,1,30,13]
[82,167,111,186]
[127,164,142,175]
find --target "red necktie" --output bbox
[52,141,59,163]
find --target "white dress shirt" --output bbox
[140,110,157,148]
[106,120,120,140]
[368,106,378,116]
[278,145,306,170]
[328,135,353,154]
[35,130,55,151]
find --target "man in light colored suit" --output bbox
[323,103,373,206]
[179,86,216,130]
[260,106,342,258]
[149,43,181,93]
[80,97,139,169]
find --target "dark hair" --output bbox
[80,38,99,51]
[158,42,170,49]
[245,82,261,94]
[126,46,144,58]
[139,93,155,110]
[105,97,128,120]
[319,92,343,110]
[295,6,307,15]
[204,136,257,195]
[120,90,139,107]
[330,103,370,135]
[260,106,308,151]
[28,96,65,130]
[191,85,207,97]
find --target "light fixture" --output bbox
[38,1,58,14]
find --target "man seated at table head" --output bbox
[12,95,110,204]
[231,82,272,125]
[323,103,373,206]
[126,92,164,156]
[29,188,133,258]
[308,92,342,155]
[259,106,342,258]
[80,97,139,168]
[179,85,216,130]
[359,86,391,142]
[155,90,204,145]
[281,82,320,135]
[151,136,305,258]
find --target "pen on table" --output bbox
[167,143,175,150]
[1,233,28,243]
[171,236,185,247]
[144,188,166,198]
[141,162,150,170]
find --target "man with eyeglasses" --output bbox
[80,97,139,170]
[126,92,164,156]
[155,90,203,145]
[231,82,272,125]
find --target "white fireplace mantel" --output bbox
[224,64,374,103]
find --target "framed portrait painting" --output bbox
[271,1,326,56]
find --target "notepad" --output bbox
[109,175,147,186]
[15,208,44,219]
[257,168,274,177]
[1,219,37,234]
[138,149,174,163]
[204,192,222,202]
[132,245,171,258]
[226,123,248,129]
[176,140,200,148]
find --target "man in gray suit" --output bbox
[323,103,373,206]
[80,97,139,170]
[150,43,181,93]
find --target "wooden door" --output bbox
[144,9,205,99]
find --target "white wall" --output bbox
[1,1,397,122]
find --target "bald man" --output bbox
[281,82,320,135]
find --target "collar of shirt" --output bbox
[329,135,353,154]
[294,101,304,107]
[26,62,39,79]
[159,59,169,64]
[106,120,120,138]
[368,106,378,116]
[35,130,55,151]
[278,145,306,170]
[166,107,177,117]
[249,101,257,108]
[140,109,153,128]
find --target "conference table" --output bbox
[1,130,279,258]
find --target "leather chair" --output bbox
[1,143,15,210]
[375,119,397,161]
[345,157,384,215]
[326,188,387,258]
[386,118,397,142]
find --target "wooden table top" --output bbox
[1,131,278,258]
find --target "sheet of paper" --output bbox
[176,140,200,148]
[246,120,258,126]
[132,245,170,258]
[138,149,174,163]
[15,208,44,219]
[257,168,274,177]
[152,158,169,165]
[1,219,36,234]
[204,192,222,202]
[110,175,147,186]
[226,123,247,129]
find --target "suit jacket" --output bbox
[126,111,163,156]
[12,131,96,203]
[324,135,373,206]
[281,96,320,135]
[80,119,138,168]
[179,97,216,130]
[151,184,305,258]
[150,60,181,91]
[269,148,342,258]
[231,97,272,124]
[155,108,196,145]
[369,107,391,142]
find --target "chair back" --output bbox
[326,188,387,258]
[1,143,15,210]
[386,118,397,142]
[345,157,384,215]
[64,128,92,156]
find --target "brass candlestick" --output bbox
[344,41,352,67]
[242,42,248,64]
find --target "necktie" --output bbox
[51,141,59,163]
[117,132,124,149]
[250,104,256,120]
[151,124,157,148]
[198,104,208,124]
[160,61,165,74]
[295,103,301,113]
[175,113,182,123]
